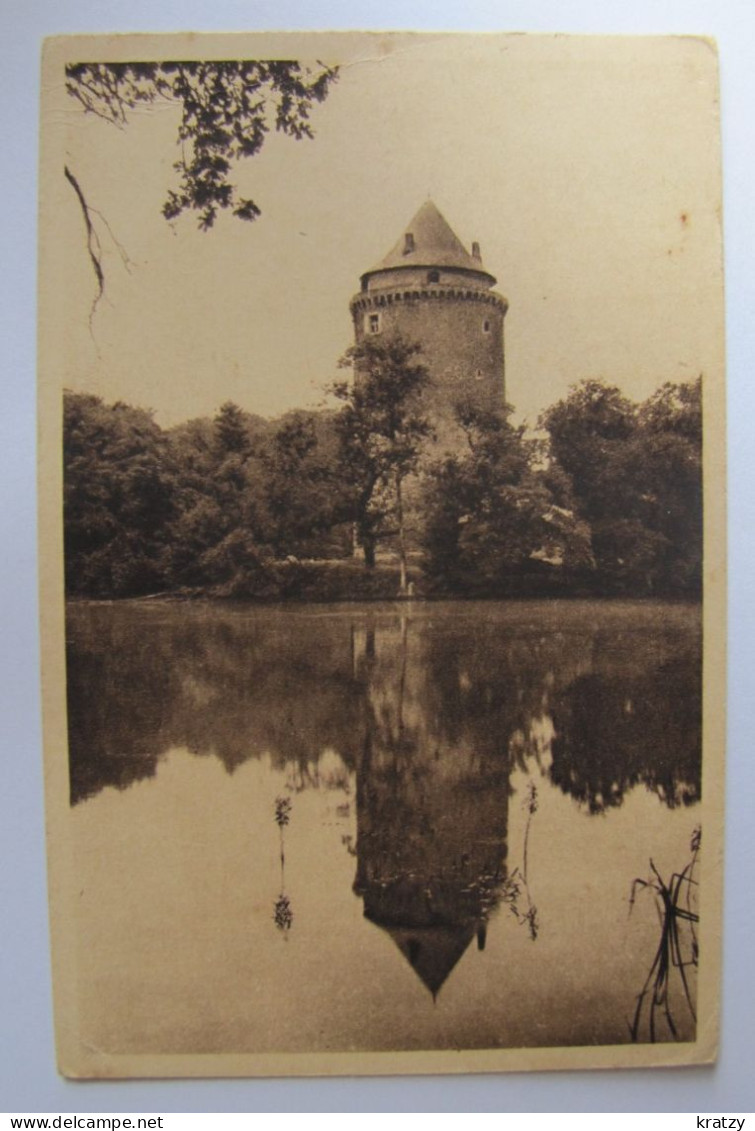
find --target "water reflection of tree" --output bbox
[66,610,177,803]
[547,637,701,814]
[66,604,366,803]
[348,612,699,996]
[66,604,701,825]
[67,602,703,1014]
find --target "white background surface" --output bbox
[2,0,753,1114]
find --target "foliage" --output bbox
[164,402,268,590]
[540,377,702,595]
[331,334,433,571]
[62,373,702,601]
[63,392,353,598]
[213,400,252,454]
[258,411,352,559]
[63,393,177,596]
[66,60,338,230]
[539,380,637,523]
[421,401,593,594]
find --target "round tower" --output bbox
[350,200,507,445]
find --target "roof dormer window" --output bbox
[403,232,415,255]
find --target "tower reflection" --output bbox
[352,616,512,997]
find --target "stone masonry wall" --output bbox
[351,284,507,447]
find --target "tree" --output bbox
[165,402,274,592]
[63,392,178,595]
[163,402,352,592]
[635,377,703,593]
[65,59,338,304]
[421,400,592,594]
[540,377,702,595]
[258,411,351,559]
[539,380,636,524]
[331,335,432,589]
[213,400,253,455]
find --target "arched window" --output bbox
[368,313,380,334]
[427,270,440,284]
[482,318,491,333]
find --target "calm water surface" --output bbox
[66,599,701,1054]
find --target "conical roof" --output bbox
[363,200,496,284]
[366,917,478,999]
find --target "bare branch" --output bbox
[64,164,104,322]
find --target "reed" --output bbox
[628,826,700,1042]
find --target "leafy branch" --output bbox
[64,59,338,304]
[65,60,338,231]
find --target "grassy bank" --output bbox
[101,556,673,603]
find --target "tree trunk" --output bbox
[361,526,376,569]
[396,472,408,595]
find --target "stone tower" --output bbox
[350,200,507,445]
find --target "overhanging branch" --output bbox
[64,164,104,320]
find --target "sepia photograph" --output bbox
[37,31,725,1078]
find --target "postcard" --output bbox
[38,31,725,1077]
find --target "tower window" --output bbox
[475,369,484,380]
[482,319,491,333]
[427,270,440,284]
[403,232,415,255]
[368,313,380,334]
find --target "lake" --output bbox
[65,599,701,1055]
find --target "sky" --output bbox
[49,32,724,429]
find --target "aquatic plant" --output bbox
[273,893,293,933]
[274,795,292,828]
[500,781,539,940]
[273,796,294,934]
[628,826,700,1042]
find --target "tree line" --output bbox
[63,335,702,600]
